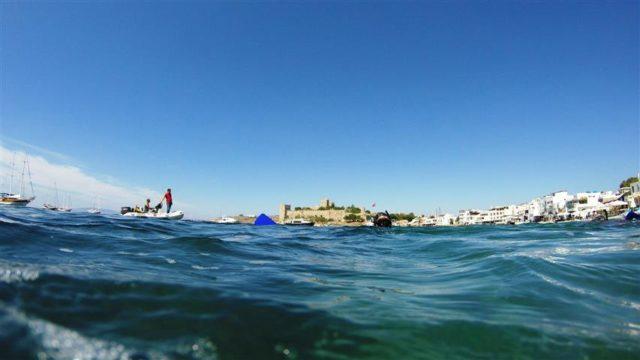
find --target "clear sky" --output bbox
[1,1,638,218]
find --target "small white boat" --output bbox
[54,198,72,212]
[43,203,70,212]
[43,183,71,212]
[122,211,184,220]
[43,203,58,211]
[87,197,101,214]
[211,217,239,224]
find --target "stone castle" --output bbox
[279,198,367,224]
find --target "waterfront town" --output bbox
[3,154,639,226]
[268,177,640,227]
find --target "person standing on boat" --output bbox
[161,188,173,213]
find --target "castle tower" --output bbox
[279,204,290,223]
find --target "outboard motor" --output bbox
[121,206,132,215]
[373,211,392,227]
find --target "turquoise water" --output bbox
[1,207,639,359]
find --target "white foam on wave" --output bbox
[553,247,570,255]
[536,273,590,296]
[0,216,18,224]
[4,307,168,360]
[506,250,564,264]
[191,265,219,270]
[224,234,252,242]
[117,251,149,257]
[58,248,74,253]
[0,266,39,283]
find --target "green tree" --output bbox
[620,176,639,188]
[345,205,361,214]
[390,212,416,222]
[343,214,364,222]
[310,215,330,223]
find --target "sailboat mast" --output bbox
[8,152,15,194]
[20,159,26,196]
[27,157,35,197]
[54,182,59,207]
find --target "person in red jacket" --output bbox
[161,188,173,213]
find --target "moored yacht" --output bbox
[211,216,239,224]
[0,193,35,207]
[1,155,36,207]
[43,183,72,212]
[87,197,101,214]
[284,218,315,226]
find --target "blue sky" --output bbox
[1,1,638,218]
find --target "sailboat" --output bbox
[43,182,71,212]
[0,154,36,207]
[87,197,101,214]
[58,194,72,212]
[43,182,60,211]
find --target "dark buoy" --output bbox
[373,211,392,227]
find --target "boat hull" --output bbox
[123,211,184,220]
[284,222,315,226]
[0,199,32,207]
[211,217,239,224]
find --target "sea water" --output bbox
[1,207,638,359]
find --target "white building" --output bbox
[570,191,607,218]
[457,209,487,225]
[514,203,531,221]
[411,213,455,226]
[627,181,640,208]
[574,192,602,209]
[528,197,546,219]
[421,215,437,226]
[549,191,573,214]
[436,213,455,226]
[486,205,517,224]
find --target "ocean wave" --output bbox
[0,207,638,359]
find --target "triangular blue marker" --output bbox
[254,213,277,226]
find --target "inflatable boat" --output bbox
[121,207,184,220]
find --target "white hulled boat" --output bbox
[43,183,72,212]
[120,206,184,220]
[87,197,101,214]
[211,217,239,224]
[284,218,315,226]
